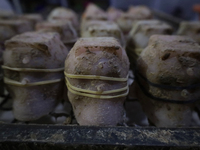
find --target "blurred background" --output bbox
[0,0,200,21]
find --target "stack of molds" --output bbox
[81,20,125,47]
[81,3,108,34]
[36,21,78,50]
[107,7,123,22]
[16,14,43,30]
[47,7,79,32]
[136,35,200,127]
[2,32,69,121]
[126,20,173,67]
[64,37,129,126]
[116,6,153,39]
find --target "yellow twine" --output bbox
[65,71,129,99]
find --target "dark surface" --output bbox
[0,123,200,149]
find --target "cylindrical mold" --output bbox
[3,32,69,121]
[116,6,153,39]
[126,20,173,68]
[177,21,200,44]
[65,37,129,126]
[81,3,108,21]
[107,7,123,22]
[136,35,200,127]
[16,14,43,30]
[81,3,108,34]
[127,6,153,18]
[47,7,79,31]
[36,21,78,50]
[81,20,125,47]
